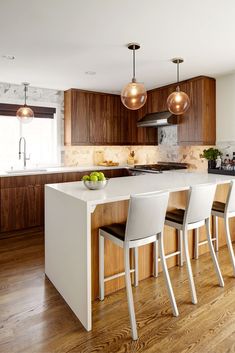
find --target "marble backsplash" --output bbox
[158,145,210,171]
[64,144,210,171]
[64,146,159,166]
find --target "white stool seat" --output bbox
[212,201,225,213]
[100,223,126,241]
[166,209,185,224]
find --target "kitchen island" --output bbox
[45,172,235,332]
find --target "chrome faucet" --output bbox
[19,137,30,168]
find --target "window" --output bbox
[0,115,59,169]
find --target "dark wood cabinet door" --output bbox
[127,109,138,145]
[72,91,90,144]
[1,185,42,232]
[119,103,130,144]
[64,90,90,145]
[89,93,107,144]
[177,78,215,145]
[151,87,170,113]
[202,78,216,145]
[177,81,200,144]
[106,95,121,144]
[101,168,130,178]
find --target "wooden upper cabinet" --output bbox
[64,77,214,146]
[177,77,215,145]
[64,89,157,145]
[89,93,107,144]
[64,90,90,145]
[106,95,122,144]
[147,76,215,145]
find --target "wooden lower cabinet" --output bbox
[0,169,129,234]
[1,185,42,232]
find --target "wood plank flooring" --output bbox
[0,231,235,353]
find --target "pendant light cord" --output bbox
[24,84,27,106]
[177,60,180,83]
[133,45,136,82]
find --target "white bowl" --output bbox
[83,179,108,190]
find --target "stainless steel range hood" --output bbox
[137,111,178,128]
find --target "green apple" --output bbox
[90,175,98,182]
[82,175,90,181]
[98,173,106,181]
[90,171,100,177]
[99,172,105,178]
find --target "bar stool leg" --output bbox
[183,228,198,304]
[99,232,105,301]
[178,230,184,267]
[224,216,235,277]
[213,216,219,252]
[134,247,139,287]
[124,246,138,340]
[194,228,199,260]
[159,232,179,317]
[205,218,224,287]
[153,240,159,277]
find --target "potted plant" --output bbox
[200,148,222,169]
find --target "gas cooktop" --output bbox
[129,162,188,174]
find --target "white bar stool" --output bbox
[194,224,218,260]
[165,184,224,305]
[153,228,184,277]
[210,180,235,276]
[99,192,179,340]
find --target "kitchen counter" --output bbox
[47,171,234,206]
[0,164,130,177]
[45,171,235,333]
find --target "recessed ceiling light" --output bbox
[85,71,96,75]
[2,54,15,60]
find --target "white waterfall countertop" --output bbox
[47,171,235,206]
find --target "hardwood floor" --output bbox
[0,231,235,353]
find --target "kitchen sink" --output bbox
[6,168,47,174]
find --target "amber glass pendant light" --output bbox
[121,43,147,110]
[167,58,190,115]
[16,83,34,123]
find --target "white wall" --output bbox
[216,73,235,144]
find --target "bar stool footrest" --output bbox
[104,269,135,283]
[198,237,217,247]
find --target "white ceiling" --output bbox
[0,0,235,93]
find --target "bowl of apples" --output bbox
[82,171,108,190]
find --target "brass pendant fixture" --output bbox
[16,83,34,123]
[167,58,190,115]
[121,43,147,110]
